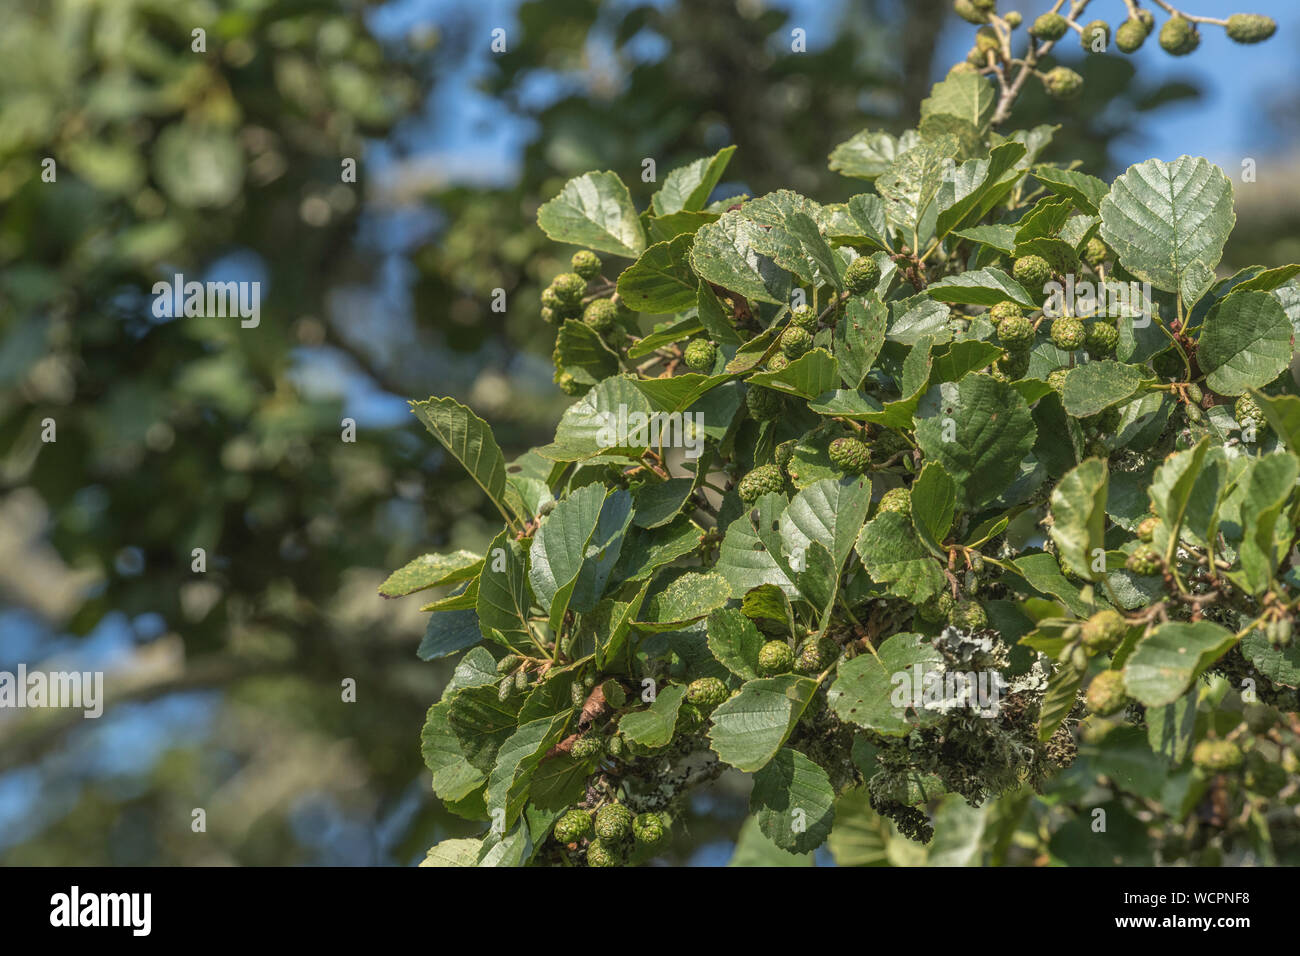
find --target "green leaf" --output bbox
[920,71,994,132]
[633,371,732,413]
[827,129,905,181]
[855,511,945,604]
[411,396,525,526]
[697,281,744,345]
[751,748,836,853]
[1122,621,1237,707]
[421,702,487,801]
[1038,655,1086,742]
[707,607,765,681]
[476,531,533,646]
[690,210,791,305]
[1233,452,1300,595]
[1240,629,1300,688]
[420,838,483,867]
[487,713,571,828]
[913,374,1036,510]
[380,550,482,597]
[822,195,892,251]
[708,674,819,771]
[639,570,732,628]
[746,348,841,399]
[954,224,1018,255]
[1197,290,1294,396]
[447,682,524,773]
[618,684,687,749]
[555,319,620,386]
[877,139,953,245]
[827,787,888,866]
[1031,165,1109,215]
[1061,361,1147,418]
[616,234,699,314]
[529,483,606,632]
[1148,438,1225,552]
[910,462,956,551]
[834,296,888,389]
[888,294,952,346]
[652,145,736,215]
[729,815,814,866]
[782,476,872,573]
[536,170,646,258]
[540,375,656,461]
[926,267,1034,309]
[1252,389,1300,450]
[935,142,1027,238]
[1098,156,1235,305]
[419,608,483,661]
[1011,552,1095,617]
[827,633,944,735]
[1049,458,1109,581]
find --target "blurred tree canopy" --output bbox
[3,0,1285,866]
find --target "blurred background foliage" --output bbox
[0,0,1295,865]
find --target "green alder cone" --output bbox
[789,304,820,330]
[1087,670,1128,716]
[757,640,795,675]
[1084,321,1118,357]
[686,676,729,710]
[1159,15,1200,55]
[844,256,881,295]
[828,436,871,474]
[779,325,813,359]
[1030,12,1068,40]
[1245,754,1287,796]
[767,353,790,372]
[1046,368,1070,395]
[496,653,521,674]
[1126,545,1162,576]
[989,300,1022,325]
[948,599,988,631]
[553,809,593,844]
[1043,65,1083,99]
[594,803,633,841]
[1050,317,1087,351]
[738,464,785,502]
[571,734,603,760]
[585,839,622,867]
[953,0,991,26]
[540,287,564,311]
[1079,19,1110,52]
[632,812,668,846]
[583,298,618,332]
[1137,516,1159,542]
[552,272,587,303]
[1235,394,1266,431]
[1080,610,1126,652]
[1226,13,1277,43]
[996,314,1035,351]
[1192,739,1243,772]
[746,386,783,421]
[1083,237,1110,267]
[1012,254,1051,291]
[877,487,911,516]
[1003,11,1021,28]
[683,338,717,370]
[775,439,796,470]
[571,249,603,280]
[1115,18,1148,53]
[795,635,839,674]
[993,350,1030,382]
